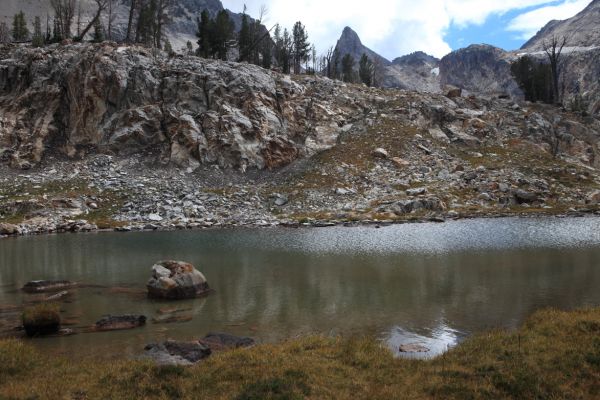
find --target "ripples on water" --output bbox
[1,217,600,359]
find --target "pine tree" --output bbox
[359,54,373,87]
[260,37,272,69]
[196,10,212,58]
[92,17,104,42]
[163,38,174,56]
[210,10,233,60]
[52,17,63,43]
[332,49,340,79]
[342,54,355,83]
[12,11,29,42]
[238,6,251,62]
[186,40,193,55]
[0,22,10,43]
[292,22,309,74]
[281,28,292,74]
[31,16,44,47]
[45,14,51,43]
[136,0,157,46]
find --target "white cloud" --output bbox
[221,0,590,58]
[507,0,590,39]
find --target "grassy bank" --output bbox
[1,308,599,399]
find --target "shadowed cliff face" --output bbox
[0,43,370,170]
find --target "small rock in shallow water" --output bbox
[94,315,146,331]
[22,281,78,293]
[399,343,430,353]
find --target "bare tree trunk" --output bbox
[125,0,138,42]
[155,0,174,48]
[50,0,77,39]
[107,0,114,40]
[543,35,568,105]
[76,3,81,38]
[79,0,107,40]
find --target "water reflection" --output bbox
[0,217,599,358]
[384,323,464,359]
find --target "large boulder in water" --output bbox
[147,261,210,300]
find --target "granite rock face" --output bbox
[384,52,441,93]
[0,43,368,170]
[439,45,524,99]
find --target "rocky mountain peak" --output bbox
[392,51,439,67]
[340,26,362,43]
[334,26,391,66]
[521,0,600,50]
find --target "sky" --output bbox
[221,0,591,59]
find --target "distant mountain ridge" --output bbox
[333,28,440,92]
[522,0,600,50]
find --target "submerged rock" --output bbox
[22,280,78,293]
[94,315,147,331]
[147,261,210,300]
[399,343,430,353]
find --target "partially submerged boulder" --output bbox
[147,261,210,300]
[94,315,147,331]
[22,280,78,293]
[22,303,61,337]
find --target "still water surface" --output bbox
[1,217,600,359]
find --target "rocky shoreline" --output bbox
[2,44,600,237]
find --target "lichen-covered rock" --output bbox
[147,260,210,300]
